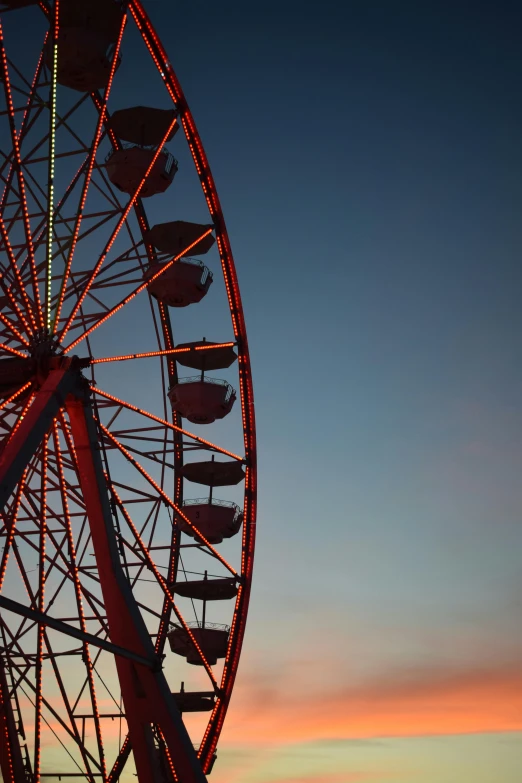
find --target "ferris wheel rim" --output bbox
[0,0,257,778]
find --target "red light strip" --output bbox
[0,312,30,347]
[0,32,46,213]
[0,470,26,592]
[0,689,14,783]
[0,212,38,335]
[110,483,219,689]
[0,21,43,329]
[0,382,32,413]
[59,114,179,343]
[52,421,108,780]
[0,273,32,338]
[108,735,130,783]
[4,393,34,452]
[156,728,179,783]
[128,3,258,768]
[34,435,48,782]
[52,14,127,333]
[0,35,46,337]
[44,0,59,331]
[91,341,235,364]
[93,387,243,462]
[63,227,214,353]
[100,423,238,577]
[0,344,29,359]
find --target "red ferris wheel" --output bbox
[0,1,256,781]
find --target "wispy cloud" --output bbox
[221,660,522,745]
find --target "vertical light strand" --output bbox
[34,436,48,783]
[46,0,59,330]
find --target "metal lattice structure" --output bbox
[0,1,256,781]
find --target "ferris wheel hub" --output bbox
[28,328,62,359]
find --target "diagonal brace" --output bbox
[0,594,155,668]
[0,367,79,509]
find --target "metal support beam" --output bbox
[0,657,25,783]
[0,367,78,509]
[0,594,155,668]
[66,395,207,783]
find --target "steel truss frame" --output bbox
[0,373,206,783]
[0,1,257,780]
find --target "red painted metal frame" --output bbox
[0,0,257,776]
[52,12,128,332]
[59,112,179,344]
[66,394,207,783]
[0,19,44,329]
[127,3,258,768]
[0,366,77,507]
[94,386,243,462]
[0,658,25,783]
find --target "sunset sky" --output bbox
[3,0,522,780]
[144,1,522,780]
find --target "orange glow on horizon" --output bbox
[219,663,522,746]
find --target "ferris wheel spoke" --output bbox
[0,214,39,331]
[63,226,214,352]
[108,733,131,783]
[93,341,236,366]
[11,485,107,633]
[44,636,101,782]
[21,154,90,274]
[0,40,47,211]
[18,485,74,594]
[0,342,28,358]
[100,424,238,578]
[21,90,91,166]
[59,114,178,344]
[107,439,176,472]
[109,484,219,690]
[65,396,208,783]
[108,479,160,506]
[52,215,140,331]
[0,309,31,346]
[157,728,180,783]
[0,470,25,592]
[52,421,108,780]
[52,16,126,334]
[31,435,49,780]
[0,22,44,327]
[6,650,104,775]
[93,387,243,462]
[75,252,151,296]
[0,275,33,337]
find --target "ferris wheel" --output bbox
[0,1,257,781]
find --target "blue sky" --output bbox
[139,1,522,780]
[2,0,521,780]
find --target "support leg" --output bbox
[66,395,207,783]
[0,368,77,509]
[0,657,26,783]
